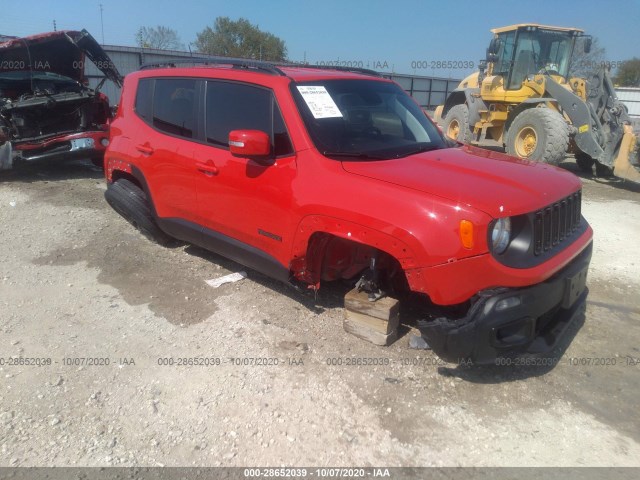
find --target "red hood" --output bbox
[341,145,582,218]
[0,29,122,87]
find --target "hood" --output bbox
[341,145,582,218]
[0,29,122,88]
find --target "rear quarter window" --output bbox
[134,78,153,122]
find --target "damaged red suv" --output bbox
[105,59,593,364]
[0,29,122,170]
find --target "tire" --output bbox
[442,104,472,143]
[105,178,176,246]
[505,107,569,165]
[574,152,595,173]
[595,161,614,178]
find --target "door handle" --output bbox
[196,160,219,176]
[136,144,154,155]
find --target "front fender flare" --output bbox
[290,214,420,286]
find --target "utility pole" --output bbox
[53,20,57,32]
[99,4,104,44]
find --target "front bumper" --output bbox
[419,241,592,365]
[12,131,108,165]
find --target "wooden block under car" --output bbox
[343,288,400,346]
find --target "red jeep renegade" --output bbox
[104,59,593,364]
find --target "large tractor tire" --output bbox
[442,104,472,143]
[505,107,569,165]
[105,178,176,246]
[575,152,595,173]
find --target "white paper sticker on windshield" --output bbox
[296,86,343,119]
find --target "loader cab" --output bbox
[488,24,584,90]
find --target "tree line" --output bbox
[135,17,286,62]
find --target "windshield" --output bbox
[508,29,575,88]
[290,79,448,160]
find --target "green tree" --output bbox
[194,17,287,61]
[569,36,606,78]
[614,58,640,87]
[135,26,184,50]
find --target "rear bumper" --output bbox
[419,241,592,365]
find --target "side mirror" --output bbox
[583,36,592,54]
[228,130,271,158]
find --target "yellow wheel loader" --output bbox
[434,24,640,182]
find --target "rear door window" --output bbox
[152,78,197,139]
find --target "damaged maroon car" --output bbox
[0,29,122,170]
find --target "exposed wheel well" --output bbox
[301,232,408,293]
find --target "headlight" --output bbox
[491,217,511,254]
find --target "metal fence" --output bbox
[85,45,639,132]
[85,45,460,108]
[616,87,640,117]
[614,87,640,131]
[383,74,460,109]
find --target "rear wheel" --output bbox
[104,178,176,246]
[575,152,595,173]
[505,107,569,165]
[442,104,472,143]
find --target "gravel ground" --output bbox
[0,158,639,467]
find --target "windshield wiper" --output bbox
[322,151,391,160]
[393,144,445,158]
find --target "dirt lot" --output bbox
[0,157,639,467]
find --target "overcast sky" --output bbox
[3,0,638,77]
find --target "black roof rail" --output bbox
[139,57,287,76]
[278,63,382,77]
[139,57,383,78]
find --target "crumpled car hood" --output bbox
[341,144,582,218]
[0,29,122,88]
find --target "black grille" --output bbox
[533,191,581,256]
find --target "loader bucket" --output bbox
[613,125,640,183]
